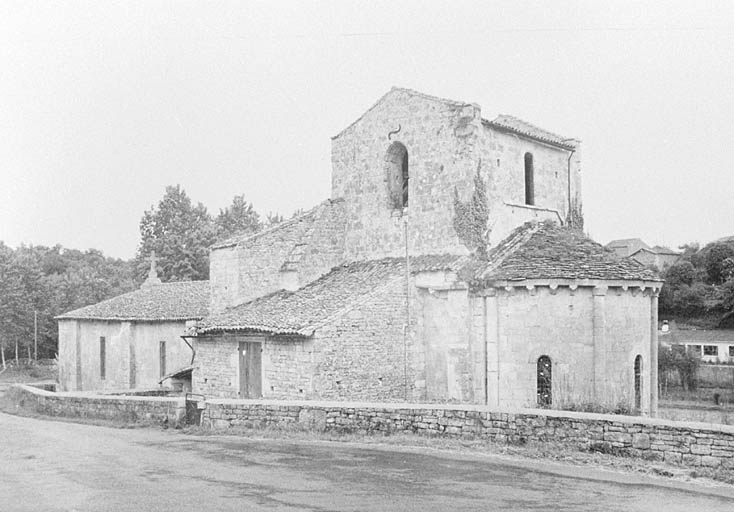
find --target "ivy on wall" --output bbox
[453,163,489,256]
[566,196,584,232]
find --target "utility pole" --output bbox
[34,310,38,361]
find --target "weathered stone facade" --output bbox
[193,88,661,413]
[195,277,419,401]
[330,88,580,260]
[209,200,346,311]
[58,319,193,392]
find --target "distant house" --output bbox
[606,239,680,269]
[659,324,734,364]
[606,238,651,258]
[56,263,209,392]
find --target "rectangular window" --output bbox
[703,345,718,356]
[99,336,106,380]
[729,346,734,358]
[159,341,166,378]
[687,345,702,356]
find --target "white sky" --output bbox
[1,0,733,259]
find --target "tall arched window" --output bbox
[524,152,535,206]
[537,355,552,407]
[634,355,643,411]
[385,142,409,209]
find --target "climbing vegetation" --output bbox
[453,164,489,257]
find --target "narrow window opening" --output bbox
[524,152,535,206]
[159,341,166,378]
[537,355,552,407]
[634,355,642,411]
[99,336,106,380]
[385,142,409,210]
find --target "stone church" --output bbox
[193,88,663,414]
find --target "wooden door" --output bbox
[238,341,262,398]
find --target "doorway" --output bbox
[238,341,262,398]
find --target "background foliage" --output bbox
[658,239,734,327]
[1,185,288,360]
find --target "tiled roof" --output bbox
[56,281,210,321]
[665,329,734,344]
[211,200,343,251]
[198,255,464,336]
[468,221,660,285]
[485,115,577,149]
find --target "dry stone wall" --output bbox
[7,384,185,424]
[202,399,734,469]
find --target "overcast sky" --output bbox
[1,1,733,259]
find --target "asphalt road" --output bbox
[1,413,734,511]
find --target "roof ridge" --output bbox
[332,87,467,140]
[211,199,339,250]
[484,115,578,150]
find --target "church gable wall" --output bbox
[331,90,477,260]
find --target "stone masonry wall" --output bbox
[488,286,653,411]
[192,334,239,398]
[194,279,419,402]
[331,88,580,260]
[202,399,734,469]
[209,200,346,312]
[209,216,314,311]
[7,384,185,424]
[478,126,581,246]
[310,278,419,402]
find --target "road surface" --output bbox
[1,412,733,511]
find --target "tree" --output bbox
[0,243,135,361]
[135,185,216,282]
[702,241,734,284]
[658,345,699,391]
[671,283,708,317]
[663,260,695,288]
[215,195,261,240]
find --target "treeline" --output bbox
[658,239,734,327]
[0,185,291,361]
[0,244,135,362]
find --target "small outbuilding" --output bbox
[56,265,209,392]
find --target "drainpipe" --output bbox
[566,148,575,223]
[180,335,196,365]
[403,216,410,401]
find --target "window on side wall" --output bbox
[99,336,106,380]
[687,344,702,356]
[729,346,734,358]
[703,345,718,356]
[524,152,535,206]
[160,341,166,378]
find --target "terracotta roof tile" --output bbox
[469,221,660,285]
[486,114,577,149]
[198,255,464,336]
[56,281,210,321]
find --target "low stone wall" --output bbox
[6,384,185,424]
[203,399,734,469]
